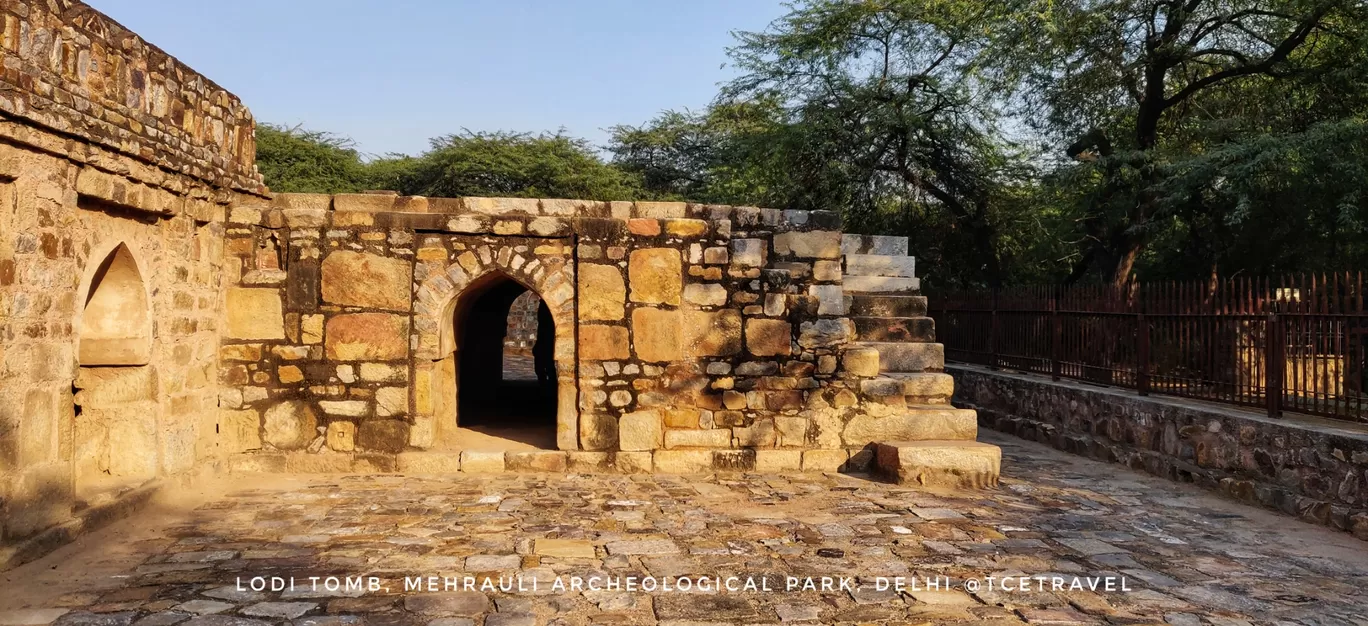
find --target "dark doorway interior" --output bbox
[456,276,557,442]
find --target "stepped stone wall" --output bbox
[218,194,966,474]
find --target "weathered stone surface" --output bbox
[745,319,792,357]
[875,441,1001,488]
[664,429,731,448]
[327,421,356,452]
[460,450,505,473]
[628,248,682,305]
[857,341,943,372]
[357,420,410,453]
[774,230,842,258]
[578,325,630,361]
[683,309,742,357]
[842,408,978,445]
[262,401,316,450]
[683,283,727,307]
[618,410,663,451]
[534,538,595,559]
[320,251,412,311]
[730,239,767,267]
[577,264,626,321]
[226,288,284,340]
[843,347,881,377]
[506,451,568,472]
[396,451,462,473]
[652,450,714,473]
[631,308,682,362]
[324,313,409,361]
[798,318,854,349]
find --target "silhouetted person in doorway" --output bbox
[533,302,556,388]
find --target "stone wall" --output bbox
[950,364,1368,539]
[0,0,263,555]
[220,193,969,473]
[0,0,263,193]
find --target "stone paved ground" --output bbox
[3,432,1366,626]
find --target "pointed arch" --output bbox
[412,243,578,450]
[77,242,152,366]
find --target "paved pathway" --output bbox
[3,432,1366,626]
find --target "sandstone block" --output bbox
[460,450,506,473]
[735,419,777,447]
[664,429,731,449]
[802,449,850,472]
[506,450,569,472]
[629,248,682,305]
[324,313,409,361]
[579,325,630,360]
[745,319,792,357]
[875,441,1001,488]
[730,239,767,267]
[321,251,412,311]
[664,218,708,237]
[809,284,846,315]
[683,283,727,307]
[566,451,612,473]
[396,451,463,473]
[263,401,316,450]
[774,230,841,258]
[375,386,408,417]
[327,421,356,452]
[612,451,653,473]
[221,409,261,453]
[631,308,681,362]
[357,420,410,453]
[755,449,803,472]
[627,218,661,236]
[618,409,663,451]
[842,408,978,445]
[535,538,596,559]
[683,309,742,357]
[798,319,854,349]
[653,450,714,474]
[578,264,626,321]
[842,347,881,377]
[226,288,284,340]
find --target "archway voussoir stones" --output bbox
[412,239,578,451]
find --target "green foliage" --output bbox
[257,0,1368,288]
[255,124,378,194]
[397,131,642,200]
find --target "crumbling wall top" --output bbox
[0,0,264,193]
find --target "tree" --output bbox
[396,131,642,200]
[254,124,378,193]
[1016,0,1365,284]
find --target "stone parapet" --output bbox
[951,364,1368,539]
[0,1,263,193]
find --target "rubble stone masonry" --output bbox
[0,0,973,562]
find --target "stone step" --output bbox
[843,275,920,294]
[858,373,954,401]
[841,234,909,256]
[842,406,978,444]
[853,316,935,342]
[844,253,916,278]
[849,294,928,317]
[852,341,944,372]
[875,440,1001,488]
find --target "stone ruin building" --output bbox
[0,0,999,560]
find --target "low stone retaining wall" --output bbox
[948,364,1368,540]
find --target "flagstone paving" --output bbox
[2,432,1366,626]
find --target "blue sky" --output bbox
[92,1,787,158]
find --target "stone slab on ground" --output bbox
[875,440,1002,488]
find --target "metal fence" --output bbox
[929,273,1368,423]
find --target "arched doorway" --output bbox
[451,272,558,449]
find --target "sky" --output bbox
[92,0,787,158]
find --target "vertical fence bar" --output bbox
[1266,311,1283,418]
[989,287,1000,370]
[1051,291,1061,381]
[1137,310,1150,396]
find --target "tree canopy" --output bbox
[257,0,1368,288]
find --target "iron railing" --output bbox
[930,273,1368,423]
